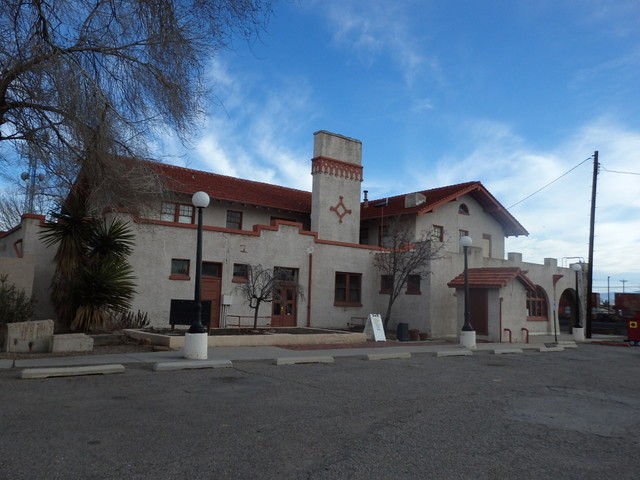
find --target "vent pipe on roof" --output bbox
[405,192,426,208]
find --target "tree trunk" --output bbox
[383,299,394,331]
[253,301,261,330]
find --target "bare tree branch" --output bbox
[0,0,273,210]
[373,219,447,330]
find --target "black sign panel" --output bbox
[169,299,211,326]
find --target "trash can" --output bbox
[628,312,640,346]
[396,322,409,342]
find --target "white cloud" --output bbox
[318,0,440,88]
[182,59,316,191]
[443,117,640,276]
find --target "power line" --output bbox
[507,155,593,210]
[601,165,640,176]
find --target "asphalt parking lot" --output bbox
[1,344,639,479]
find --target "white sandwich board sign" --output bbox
[364,314,386,342]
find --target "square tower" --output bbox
[311,131,363,243]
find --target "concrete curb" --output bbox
[20,364,125,379]
[152,359,233,372]
[1,359,14,370]
[367,352,412,361]
[539,346,565,352]
[275,356,334,365]
[436,350,473,357]
[493,348,524,355]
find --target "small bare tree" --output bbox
[373,220,446,331]
[236,265,303,330]
[0,0,273,210]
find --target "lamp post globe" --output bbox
[192,191,210,209]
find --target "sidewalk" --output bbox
[1,335,591,374]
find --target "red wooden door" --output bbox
[202,262,222,328]
[271,283,297,327]
[470,288,489,335]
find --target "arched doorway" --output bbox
[558,288,578,333]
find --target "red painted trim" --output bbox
[21,213,46,221]
[311,156,363,181]
[503,328,512,343]
[169,274,190,281]
[136,216,383,252]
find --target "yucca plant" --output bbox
[41,196,137,332]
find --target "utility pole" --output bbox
[621,279,628,293]
[586,151,598,339]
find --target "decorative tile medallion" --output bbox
[330,196,352,223]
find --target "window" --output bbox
[458,203,469,215]
[202,262,221,277]
[274,267,297,282]
[161,202,175,221]
[178,204,194,223]
[406,274,421,295]
[378,225,390,247]
[359,227,369,245]
[482,234,492,258]
[170,259,190,279]
[431,225,444,242]
[459,229,469,238]
[380,275,393,294]
[232,263,249,283]
[226,210,243,230]
[527,287,548,321]
[161,202,194,223]
[334,272,362,306]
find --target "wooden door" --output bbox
[271,283,297,327]
[470,288,489,335]
[202,262,222,329]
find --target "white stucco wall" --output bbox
[0,215,56,320]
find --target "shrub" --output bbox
[0,274,35,324]
[106,310,151,331]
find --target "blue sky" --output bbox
[160,0,640,292]
[156,1,638,295]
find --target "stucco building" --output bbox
[0,130,584,341]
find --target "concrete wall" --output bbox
[0,257,35,297]
[128,216,384,330]
[0,215,56,320]
[415,195,506,258]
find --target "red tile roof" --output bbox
[361,181,528,237]
[145,161,312,213]
[447,267,537,290]
[135,160,526,236]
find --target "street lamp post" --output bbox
[459,235,475,349]
[184,191,210,360]
[571,262,585,342]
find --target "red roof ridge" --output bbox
[365,181,480,205]
[447,266,537,290]
[150,160,311,195]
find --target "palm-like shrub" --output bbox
[41,196,137,332]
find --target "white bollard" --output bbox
[572,327,585,343]
[460,330,476,350]
[184,332,208,360]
